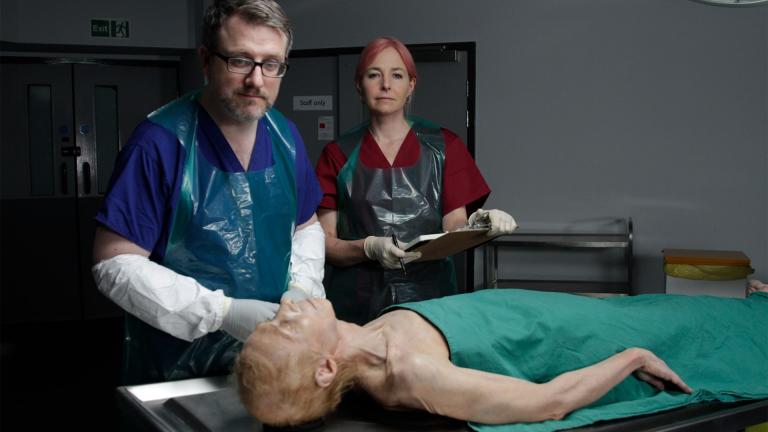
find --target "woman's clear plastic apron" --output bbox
[328,118,456,324]
[122,92,296,384]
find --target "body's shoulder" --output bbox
[374,308,429,333]
[373,335,453,411]
[361,309,453,408]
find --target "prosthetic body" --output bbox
[239,286,768,430]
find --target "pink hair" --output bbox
[354,37,418,87]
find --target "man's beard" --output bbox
[220,89,272,123]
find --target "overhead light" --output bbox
[690,0,768,6]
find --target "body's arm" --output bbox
[396,348,691,424]
[290,214,326,298]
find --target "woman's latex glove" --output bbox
[468,208,519,236]
[363,236,421,269]
[220,298,279,342]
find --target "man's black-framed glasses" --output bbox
[214,52,289,78]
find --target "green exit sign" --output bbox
[91,19,110,37]
[91,19,130,39]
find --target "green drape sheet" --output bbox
[395,289,768,432]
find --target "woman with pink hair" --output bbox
[315,37,518,324]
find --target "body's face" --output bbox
[239,298,340,426]
[248,297,340,356]
[202,14,287,123]
[358,47,415,117]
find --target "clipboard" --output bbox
[402,227,496,262]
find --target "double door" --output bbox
[0,60,178,323]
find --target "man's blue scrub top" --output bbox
[95,106,322,262]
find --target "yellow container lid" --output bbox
[662,249,751,266]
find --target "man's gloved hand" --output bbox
[363,236,421,269]
[468,208,519,236]
[281,282,311,303]
[220,298,279,342]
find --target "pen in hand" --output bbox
[391,234,407,276]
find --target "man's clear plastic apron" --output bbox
[123,92,296,384]
[328,118,456,324]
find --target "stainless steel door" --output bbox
[1,63,77,199]
[0,60,178,323]
[408,48,469,144]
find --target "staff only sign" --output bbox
[293,96,333,111]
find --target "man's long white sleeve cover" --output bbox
[92,254,231,342]
[290,220,326,298]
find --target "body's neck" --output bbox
[334,321,390,386]
[336,321,388,366]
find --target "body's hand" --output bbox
[221,298,279,342]
[363,236,421,269]
[468,208,518,236]
[632,348,692,394]
[747,279,767,296]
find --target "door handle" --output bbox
[82,162,91,195]
[60,163,68,195]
